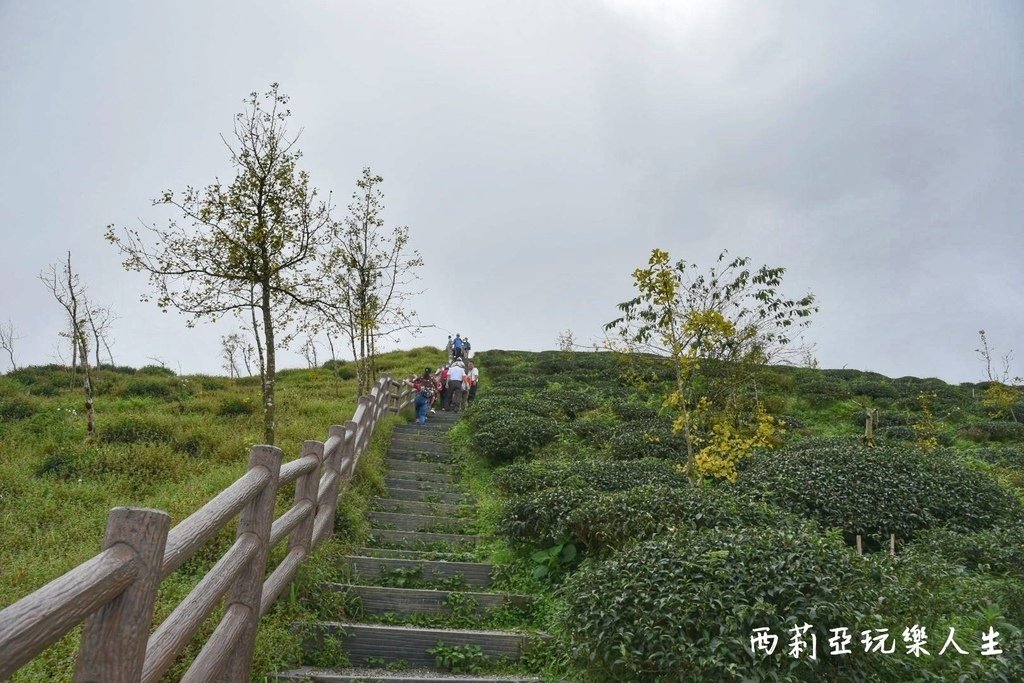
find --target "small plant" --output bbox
[426,641,490,674]
[530,539,578,580]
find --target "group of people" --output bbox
[405,334,480,425]
[445,333,471,362]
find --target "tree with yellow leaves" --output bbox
[606,248,816,480]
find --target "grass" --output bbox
[0,346,443,682]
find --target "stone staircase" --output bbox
[278,413,542,683]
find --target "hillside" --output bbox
[453,349,1024,681]
[2,347,1022,680]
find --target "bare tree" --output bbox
[107,84,336,444]
[556,329,576,352]
[327,167,424,395]
[0,320,18,372]
[976,329,1015,383]
[86,304,117,368]
[221,333,242,378]
[300,334,319,369]
[40,252,96,440]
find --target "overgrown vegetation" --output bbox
[0,347,439,681]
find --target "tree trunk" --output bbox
[250,301,266,389]
[674,354,695,477]
[78,331,95,441]
[260,285,276,445]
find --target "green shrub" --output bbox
[877,425,914,441]
[559,527,877,681]
[542,388,598,419]
[737,439,1021,538]
[609,399,660,422]
[137,365,175,376]
[608,418,684,460]
[499,487,599,547]
[566,484,799,554]
[470,410,560,464]
[100,414,176,444]
[850,380,897,399]
[494,457,686,496]
[973,446,1024,468]
[217,396,255,417]
[963,421,1024,443]
[35,444,96,479]
[569,411,619,446]
[910,526,1024,578]
[117,377,174,399]
[0,395,40,420]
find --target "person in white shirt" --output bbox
[466,360,480,404]
[446,360,467,411]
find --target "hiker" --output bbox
[464,336,472,359]
[405,368,435,425]
[438,363,450,409]
[446,360,466,411]
[452,333,465,360]
[466,359,480,404]
[444,335,453,363]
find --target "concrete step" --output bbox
[385,478,459,493]
[300,622,535,669]
[387,450,455,464]
[385,488,468,505]
[384,470,456,484]
[278,666,538,682]
[386,459,457,475]
[353,547,467,562]
[369,511,471,533]
[344,556,494,587]
[389,439,447,454]
[329,584,531,617]
[370,498,466,518]
[370,528,478,550]
[391,428,449,440]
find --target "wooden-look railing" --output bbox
[0,374,416,682]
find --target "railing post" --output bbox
[357,396,371,455]
[291,441,323,558]
[219,445,282,683]
[75,507,170,683]
[315,426,348,545]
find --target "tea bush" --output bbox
[909,526,1024,578]
[607,418,684,460]
[963,421,1024,443]
[499,487,599,547]
[566,484,800,555]
[493,457,686,496]
[559,526,878,681]
[470,410,560,464]
[569,410,619,446]
[738,439,1021,538]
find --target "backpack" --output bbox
[453,337,463,350]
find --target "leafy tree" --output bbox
[606,248,816,479]
[327,168,423,395]
[107,84,335,444]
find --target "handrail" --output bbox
[0,371,418,682]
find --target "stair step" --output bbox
[384,470,456,483]
[389,440,447,454]
[354,547,466,561]
[345,556,494,587]
[386,478,459,493]
[369,511,471,533]
[300,622,535,669]
[370,528,478,549]
[388,450,455,464]
[370,498,466,518]
[385,488,468,505]
[391,429,448,440]
[386,459,457,475]
[328,584,531,617]
[278,669,539,682]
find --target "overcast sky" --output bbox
[1,1,1021,383]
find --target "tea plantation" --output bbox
[455,349,1024,682]
[3,347,1023,681]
